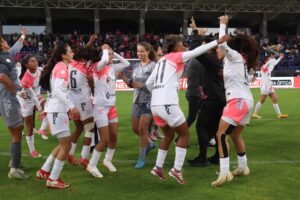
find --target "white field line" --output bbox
[0,151,299,165]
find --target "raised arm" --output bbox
[96,48,109,71]
[269,54,284,72]
[182,35,230,63]
[8,27,28,57]
[112,52,130,73]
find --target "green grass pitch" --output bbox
[0,89,299,200]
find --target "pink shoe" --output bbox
[30,150,42,158]
[168,168,186,184]
[67,154,79,165]
[36,169,50,180]
[46,178,70,189]
[37,129,48,140]
[150,166,166,180]
[79,158,89,168]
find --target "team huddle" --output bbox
[0,15,288,189]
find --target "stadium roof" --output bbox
[0,0,299,13]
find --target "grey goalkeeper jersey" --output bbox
[131,61,155,103]
[0,41,23,99]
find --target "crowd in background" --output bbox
[5,30,300,71]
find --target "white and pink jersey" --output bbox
[44,61,74,113]
[93,50,130,106]
[260,58,281,88]
[219,23,253,102]
[20,67,42,98]
[69,61,93,102]
[146,40,218,106]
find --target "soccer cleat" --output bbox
[36,169,50,180]
[30,150,42,158]
[79,158,89,168]
[103,160,117,172]
[150,166,165,180]
[135,158,146,169]
[86,165,103,178]
[252,113,262,119]
[278,114,288,119]
[152,129,164,139]
[232,166,250,176]
[211,171,233,187]
[37,129,48,140]
[209,138,216,147]
[8,168,29,180]
[67,154,79,165]
[148,132,158,141]
[146,142,157,155]
[168,168,186,184]
[46,178,70,189]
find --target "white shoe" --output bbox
[211,171,233,187]
[86,165,103,178]
[232,166,250,176]
[8,168,29,180]
[103,160,117,172]
[209,138,216,146]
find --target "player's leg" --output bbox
[269,92,288,118]
[252,94,267,118]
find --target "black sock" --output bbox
[11,142,21,169]
[221,134,228,158]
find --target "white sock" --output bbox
[40,118,48,130]
[273,103,282,115]
[89,149,101,167]
[69,143,77,155]
[49,159,65,181]
[81,145,90,159]
[155,149,168,168]
[26,135,35,153]
[220,157,230,176]
[174,147,187,171]
[237,154,247,169]
[254,102,262,114]
[104,148,115,162]
[41,154,55,172]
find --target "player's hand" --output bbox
[39,111,47,120]
[89,34,97,43]
[218,15,229,25]
[70,107,80,119]
[189,16,197,30]
[279,53,285,59]
[101,44,110,51]
[132,82,144,89]
[217,35,232,44]
[118,71,125,79]
[20,27,29,36]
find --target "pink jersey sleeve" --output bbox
[53,62,68,81]
[21,70,34,88]
[165,52,184,72]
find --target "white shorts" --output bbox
[47,112,70,137]
[261,85,275,95]
[151,105,186,128]
[222,98,253,126]
[18,95,44,117]
[19,100,35,117]
[70,99,94,121]
[93,105,118,128]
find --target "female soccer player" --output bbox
[36,43,80,189]
[252,53,288,119]
[211,16,258,187]
[67,46,95,168]
[18,55,43,158]
[121,42,157,169]
[0,28,29,179]
[146,33,230,184]
[87,44,130,178]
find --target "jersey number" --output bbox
[155,60,167,84]
[70,70,77,89]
